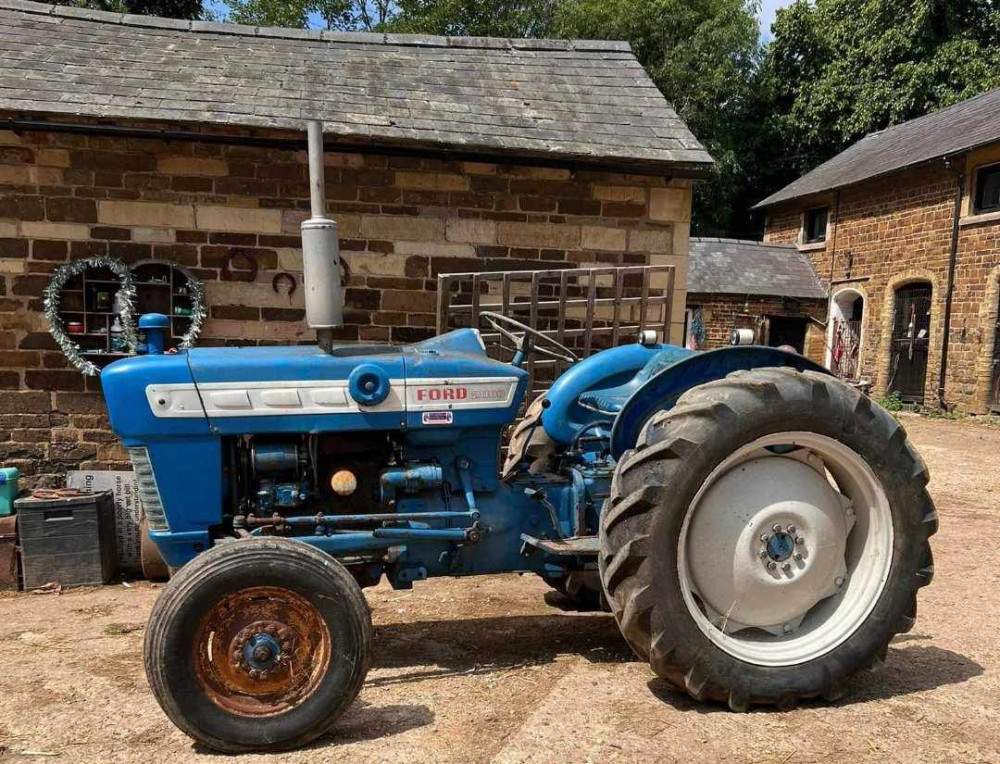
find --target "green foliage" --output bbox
[384,0,560,37]
[761,0,1000,180]
[877,390,904,412]
[554,0,763,237]
[51,0,202,19]
[218,0,393,29]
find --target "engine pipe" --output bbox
[239,510,476,528]
[301,120,344,351]
[380,464,444,499]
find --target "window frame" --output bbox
[973,161,1000,215]
[802,206,829,244]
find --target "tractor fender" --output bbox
[541,342,666,445]
[609,346,832,460]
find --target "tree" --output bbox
[762,0,1000,181]
[219,0,393,30]
[383,0,559,37]
[51,0,202,19]
[555,0,764,236]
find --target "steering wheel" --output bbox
[480,311,579,365]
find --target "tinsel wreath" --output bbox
[44,256,139,376]
[176,271,206,350]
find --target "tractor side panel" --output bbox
[609,347,832,459]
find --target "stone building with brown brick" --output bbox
[684,238,827,362]
[756,87,1000,413]
[0,0,710,488]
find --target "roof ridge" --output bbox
[0,0,632,51]
[691,236,797,248]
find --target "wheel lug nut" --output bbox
[766,561,777,570]
[760,533,769,542]
[794,553,803,562]
[782,562,792,572]
[759,548,768,559]
[795,536,805,545]
[772,523,783,533]
[787,525,797,535]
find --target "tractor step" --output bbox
[520,533,600,556]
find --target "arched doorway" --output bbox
[888,282,933,403]
[828,289,864,379]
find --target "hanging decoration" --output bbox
[44,256,139,376]
[175,272,206,351]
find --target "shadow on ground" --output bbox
[371,611,634,687]
[646,642,983,712]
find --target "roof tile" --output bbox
[0,0,712,172]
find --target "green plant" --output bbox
[878,391,904,412]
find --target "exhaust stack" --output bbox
[301,120,343,351]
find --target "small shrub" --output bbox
[877,391,903,412]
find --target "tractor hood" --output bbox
[102,329,527,440]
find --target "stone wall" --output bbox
[763,159,1000,412]
[0,123,693,488]
[686,293,827,364]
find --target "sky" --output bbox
[759,0,792,41]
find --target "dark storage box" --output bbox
[0,515,18,590]
[16,491,118,589]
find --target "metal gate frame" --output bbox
[437,265,675,394]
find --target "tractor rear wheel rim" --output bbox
[192,585,331,717]
[677,431,893,667]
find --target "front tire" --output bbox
[144,538,372,752]
[600,367,936,710]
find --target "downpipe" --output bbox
[937,161,963,411]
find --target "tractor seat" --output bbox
[577,346,694,414]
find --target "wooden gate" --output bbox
[889,283,932,403]
[437,265,675,395]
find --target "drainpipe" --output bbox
[938,159,964,410]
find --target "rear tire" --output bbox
[600,368,936,710]
[144,538,372,752]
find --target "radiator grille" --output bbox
[128,447,169,531]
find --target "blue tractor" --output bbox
[101,124,935,753]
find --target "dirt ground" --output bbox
[1,414,998,764]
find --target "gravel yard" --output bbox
[0,414,997,764]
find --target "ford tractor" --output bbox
[102,123,936,753]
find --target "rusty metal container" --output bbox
[0,515,19,590]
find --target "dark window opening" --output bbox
[804,207,828,243]
[975,163,1000,214]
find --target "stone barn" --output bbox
[683,237,828,362]
[757,87,1000,412]
[0,0,710,489]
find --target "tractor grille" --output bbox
[128,447,169,531]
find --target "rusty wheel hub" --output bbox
[193,586,331,717]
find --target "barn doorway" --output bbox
[889,282,932,404]
[829,290,864,379]
[767,315,807,353]
[990,299,1000,412]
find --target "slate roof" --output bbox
[0,0,712,173]
[688,238,827,300]
[756,87,1000,208]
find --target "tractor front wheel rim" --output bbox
[678,432,893,667]
[192,585,331,717]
